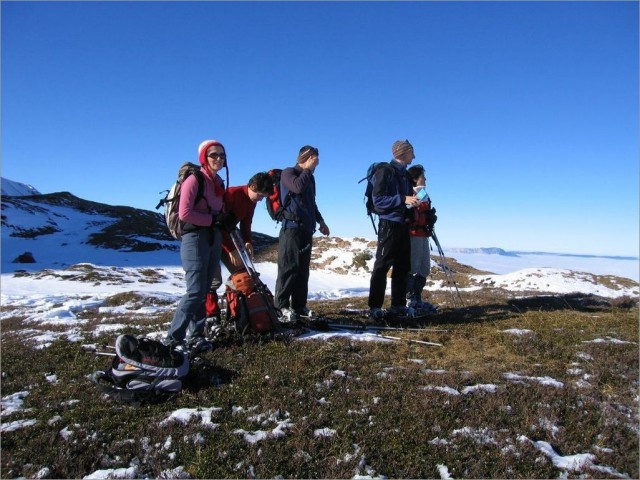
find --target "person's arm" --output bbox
[282,167,313,194]
[240,201,255,256]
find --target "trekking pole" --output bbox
[229,229,259,278]
[431,230,465,309]
[369,214,378,236]
[419,190,465,309]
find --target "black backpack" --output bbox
[359,161,393,234]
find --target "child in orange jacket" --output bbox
[406,165,438,313]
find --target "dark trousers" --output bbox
[275,227,313,310]
[368,219,411,309]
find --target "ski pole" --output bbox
[375,332,442,347]
[432,230,462,304]
[431,230,459,307]
[229,228,284,332]
[327,323,450,333]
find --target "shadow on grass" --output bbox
[184,359,238,393]
[316,292,634,330]
[428,292,632,327]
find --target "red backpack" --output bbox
[225,269,279,334]
[266,169,293,222]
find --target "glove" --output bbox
[215,212,238,232]
[425,207,437,228]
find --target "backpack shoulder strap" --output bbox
[193,169,205,204]
[372,162,394,186]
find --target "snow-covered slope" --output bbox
[1,183,638,297]
[1,191,178,271]
[1,177,41,197]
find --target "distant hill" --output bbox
[2,191,176,251]
[1,177,41,197]
[1,187,278,271]
[1,178,636,284]
[448,246,637,262]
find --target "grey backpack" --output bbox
[92,334,190,404]
[156,162,204,240]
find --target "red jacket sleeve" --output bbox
[221,186,257,253]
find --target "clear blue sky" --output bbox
[2,1,638,256]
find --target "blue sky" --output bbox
[2,1,638,256]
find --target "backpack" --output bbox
[156,162,205,240]
[225,269,280,334]
[265,168,293,222]
[359,162,393,233]
[92,334,190,404]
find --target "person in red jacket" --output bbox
[406,165,438,313]
[205,172,274,322]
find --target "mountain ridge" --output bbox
[2,185,638,299]
[1,179,637,281]
[1,177,41,197]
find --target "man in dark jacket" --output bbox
[368,140,421,319]
[275,145,330,321]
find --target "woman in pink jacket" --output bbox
[164,139,226,353]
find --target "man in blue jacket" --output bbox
[275,145,330,321]
[368,140,421,319]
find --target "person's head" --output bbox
[407,164,426,187]
[392,140,415,165]
[247,172,274,203]
[198,139,226,174]
[297,145,319,171]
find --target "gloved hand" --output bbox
[425,207,437,228]
[215,212,238,232]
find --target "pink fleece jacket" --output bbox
[178,167,224,227]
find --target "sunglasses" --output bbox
[207,152,226,160]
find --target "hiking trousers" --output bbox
[368,219,411,309]
[275,227,313,311]
[410,235,431,277]
[167,228,222,343]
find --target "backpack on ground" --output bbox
[92,334,189,404]
[225,269,280,334]
[359,161,393,234]
[266,168,293,222]
[156,162,205,240]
